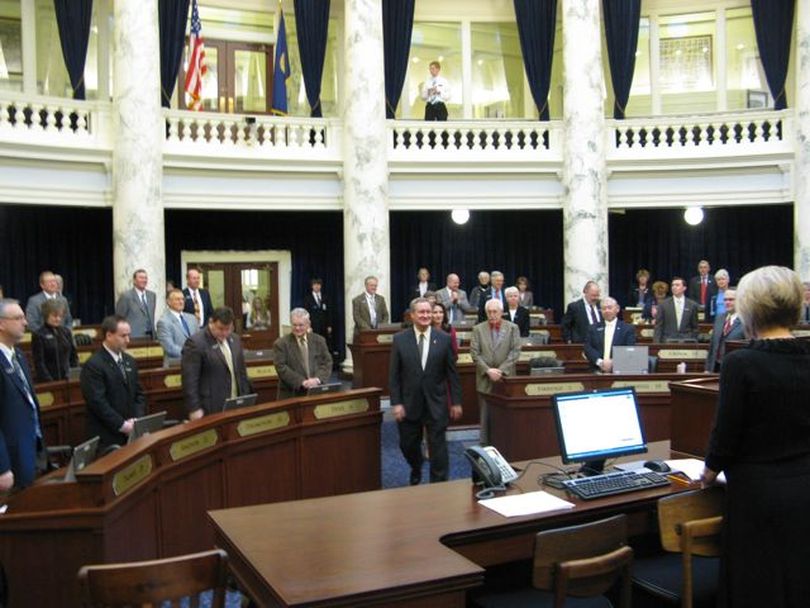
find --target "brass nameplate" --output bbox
[313,399,369,420]
[526,350,558,360]
[148,345,164,358]
[657,349,707,360]
[611,380,670,394]
[793,329,810,338]
[128,347,150,359]
[237,411,290,437]
[247,365,277,379]
[36,392,54,407]
[164,374,182,388]
[79,351,92,364]
[525,382,584,396]
[640,329,654,338]
[112,455,153,497]
[375,334,393,344]
[20,333,31,344]
[519,351,537,362]
[169,429,218,461]
[529,329,550,337]
[73,327,98,339]
[457,353,473,364]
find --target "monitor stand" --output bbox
[541,458,607,490]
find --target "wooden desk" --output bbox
[0,389,382,607]
[669,377,719,458]
[209,442,685,608]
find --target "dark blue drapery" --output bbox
[750,0,795,110]
[382,0,415,118]
[603,0,640,119]
[294,0,330,117]
[513,0,557,120]
[158,0,191,108]
[53,0,93,100]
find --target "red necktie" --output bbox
[700,279,707,305]
[722,315,732,336]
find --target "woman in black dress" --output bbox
[31,298,78,382]
[702,265,810,607]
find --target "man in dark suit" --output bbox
[115,268,157,338]
[0,299,46,491]
[705,289,745,372]
[561,280,602,343]
[503,286,530,336]
[469,271,490,311]
[273,308,333,399]
[303,277,331,339]
[80,315,146,449]
[584,297,636,372]
[25,270,73,332]
[654,276,699,342]
[181,306,252,419]
[389,297,462,485]
[351,276,389,339]
[688,259,718,313]
[477,271,507,322]
[411,267,437,299]
[183,267,214,329]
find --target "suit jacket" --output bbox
[80,348,146,449]
[0,347,45,489]
[627,287,654,319]
[503,307,530,337]
[303,292,330,337]
[273,332,333,399]
[469,284,489,311]
[469,320,521,394]
[24,292,72,332]
[411,282,437,300]
[156,310,199,361]
[181,328,252,416]
[584,320,637,369]
[115,288,157,338]
[31,324,78,382]
[477,287,508,322]
[351,292,389,338]
[705,314,745,372]
[561,299,601,343]
[388,328,461,424]
[182,287,214,327]
[435,287,476,322]
[688,275,718,308]
[653,297,699,343]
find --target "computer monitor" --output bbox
[612,345,649,374]
[223,393,258,412]
[551,387,647,474]
[63,435,100,482]
[306,382,343,397]
[128,411,167,444]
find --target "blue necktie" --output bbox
[180,314,191,338]
[11,352,42,439]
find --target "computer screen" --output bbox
[552,387,647,465]
[223,393,258,412]
[128,411,167,444]
[64,435,100,482]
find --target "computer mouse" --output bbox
[643,460,671,473]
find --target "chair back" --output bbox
[78,549,228,608]
[658,487,723,557]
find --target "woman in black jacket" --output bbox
[31,298,78,382]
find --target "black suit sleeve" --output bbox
[181,337,204,414]
[561,303,576,343]
[81,360,125,434]
[388,336,403,406]
[445,338,462,405]
[517,311,529,337]
[31,332,51,382]
[583,326,602,366]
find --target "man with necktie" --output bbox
[688,259,718,314]
[654,276,699,342]
[420,61,451,121]
[436,273,476,324]
[303,277,331,339]
[156,289,199,364]
[561,280,602,343]
[351,276,389,339]
[584,297,636,372]
[115,268,157,339]
[183,267,214,328]
[273,308,332,399]
[705,289,745,372]
[24,270,73,332]
[477,271,508,322]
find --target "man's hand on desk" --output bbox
[449,405,462,421]
[486,368,503,382]
[391,404,406,422]
[0,470,13,492]
[302,378,321,389]
[700,467,718,488]
[189,408,204,421]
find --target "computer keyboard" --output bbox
[562,470,670,500]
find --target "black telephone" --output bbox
[464,445,519,488]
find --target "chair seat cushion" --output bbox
[632,553,719,608]
[472,587,612,608]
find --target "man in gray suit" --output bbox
[25,270,72,332]
[654,276,699,342]
[351,276,389,339]
[435,273,476,324]
[115,269,157,339]
[705,289,745,372]
[181,306,252,419]
[470,298,521,444]
[156,289,199,364]
[272,308,332,399]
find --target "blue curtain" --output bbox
[158,0,191,108]
[603,0,640,119]
[750,0,795,110]
[53,0,93,100]
[382,0,415,119]
[513,0,557,120]
[294,0,330,117]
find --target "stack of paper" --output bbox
[479,491,575,517]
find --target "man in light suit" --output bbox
[25,270,72,332]
[435,273,476,324]
[351,276,389,339]
[273,308,333,399]
[561,280,602,343]
[389,298,462,485]
[470,298,521,444]
[80,315,146,450]
[688,259,718,312]
[156,289,199,364]
[183,267,214,328]
[654,276,699,342]
[0,299,46,491]
[584,297,636,372]
[181,306,252,419]
[115,269,157,339]
[477,270,507,322]
[705,289,745,372]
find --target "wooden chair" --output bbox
[78,549,228,608]
[632,487,723,608]
[473,514,633,608]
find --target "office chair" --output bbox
[632,487,723,608]
[473,514,633,608]
[78,548,228,608]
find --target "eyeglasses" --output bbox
[0,314,25,321]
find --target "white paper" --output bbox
[479,490,575,517]
[665,458,727,484]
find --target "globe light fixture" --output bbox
[684,207,704,226]
[451,209,470,225]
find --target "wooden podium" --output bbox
[669,377,719,458]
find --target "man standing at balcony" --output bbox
[352,276,389,339]
[421,61,451,121]
[654,277,699,343]
[183,267,213,328]
[688,259,717,314]
[115,269,157,339]
[25,270,72,332]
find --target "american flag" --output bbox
[184,0,207,111]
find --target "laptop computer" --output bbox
[223,393,258,412]
[612,345,649,374]
[306,382,343,397]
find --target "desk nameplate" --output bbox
[657,349,707,360]
[247,365,277,379]
[169,429,219,462]
[237,411,290,437]
[313,399,369,420]
[611,380,670,394]
[128,347,151,359]
[457,353,474,364]
[112,455,153,497]
[640,329,654,338]
[79,351,92,364]
[36,391,55,407]
[375,334,393,344]
[164,374,182,388]
[524,382,584,396]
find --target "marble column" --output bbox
[561,0,609,302]
[112,0,166,302]
[342,0,389,367]
[795,0,810,280]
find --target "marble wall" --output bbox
[795,0,810,280]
